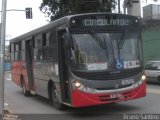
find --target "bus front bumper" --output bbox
[71,81,146,107]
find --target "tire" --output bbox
[21,77,30,97]
[51,84,64,110]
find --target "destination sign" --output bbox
[70,14,140,28]
[83,19,130,26]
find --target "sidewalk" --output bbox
[5,71,11,81]
[4,71,13,117]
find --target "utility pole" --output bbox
[0,0,7,114]
[118,0,120,13]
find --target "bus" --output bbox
[10,13,146,110]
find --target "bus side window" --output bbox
[11,43,15,61]
[34,34,43,61]
[34,48,42,61]
[18,42,21,61]
[49,30,56,45]
[42,33,46,46]
[42,32,55,61]
[46,32,50,46]
[42,33,49,60]
[48,31,57,61]
[21,41,25,61]
[15,42,20,61]
[35,34,43,48]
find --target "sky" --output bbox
[0,0,160,44]
[0,0,48,44]
[6,0,48,39]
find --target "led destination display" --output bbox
[70,14,140,28]
[83,19,130,26]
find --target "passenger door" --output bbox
[26,39,34,90]
[58,30,70,103]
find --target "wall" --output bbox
[142,26,160,63]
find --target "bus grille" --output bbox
[73,67,143,80]
[96,84,131,90]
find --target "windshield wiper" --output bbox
[89,30,106,49]
[118,32,125,49]
[116,32,125,59]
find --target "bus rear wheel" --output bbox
[51,84,64,110]
[21,77,30,97]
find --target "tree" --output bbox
[40,0,117,21]
[123,0,132,14]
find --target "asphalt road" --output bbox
[4,72,160,120]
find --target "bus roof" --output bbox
[10,16,69,43]
[10,12,138,43]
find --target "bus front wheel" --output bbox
[51,84,64,110]
[21,77,30,97]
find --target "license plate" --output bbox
[110,93,123,99]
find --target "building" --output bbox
[143,4,160,20]
[124,0,141,17]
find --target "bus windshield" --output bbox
[70,31,142,72]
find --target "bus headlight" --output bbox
[133,75,146,88]
[141,75,146,81]
[72,80,95,93]
[72,80,83,89]
[74,81,82,88]
[139,75,146,85]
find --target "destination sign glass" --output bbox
[70,14,140,28]
[83,19,129,26]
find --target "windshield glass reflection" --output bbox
[70,32,142,72]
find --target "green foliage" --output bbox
[40,0,117,21]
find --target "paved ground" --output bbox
[4,72,160,120]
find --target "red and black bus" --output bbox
[10,13,146,110]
